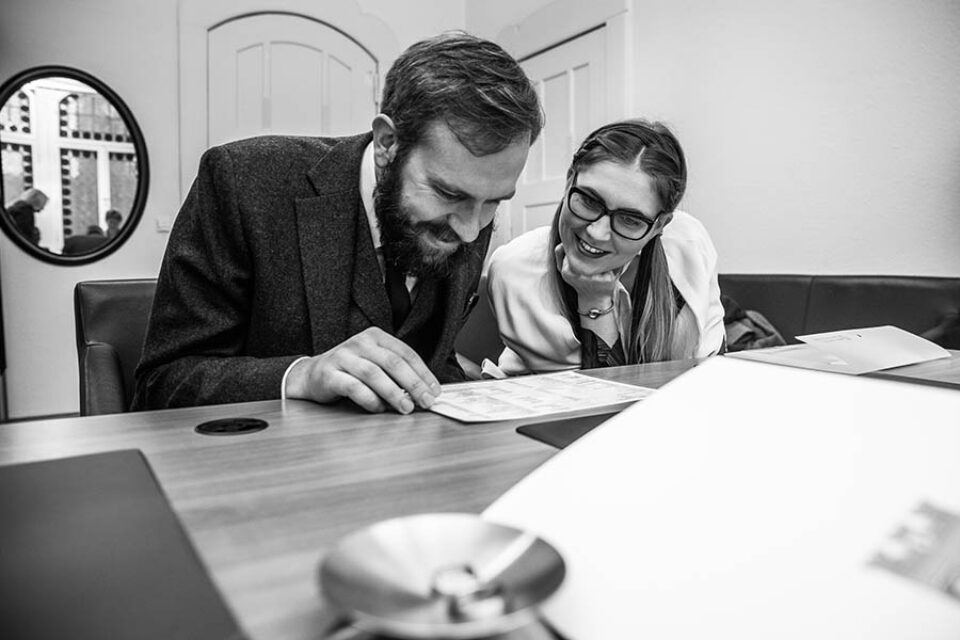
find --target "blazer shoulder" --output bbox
[213,132,368,161]
[199,133,370,195]
[209,135,332,168]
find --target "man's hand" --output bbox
[284,327,441,414]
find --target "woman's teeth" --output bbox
[577,237,607,256]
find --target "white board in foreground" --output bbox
[485,357,960,639]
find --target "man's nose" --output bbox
[447,208,483,244]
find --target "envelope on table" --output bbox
[796,325,950,374]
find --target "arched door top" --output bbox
[178,0,400,197]
[209,11,380,63]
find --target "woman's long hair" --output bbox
[551,119,688,365]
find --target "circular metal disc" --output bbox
[319,513,565,639]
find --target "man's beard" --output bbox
[374,156,465,279]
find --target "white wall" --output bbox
[0,0,178,420]
[0,0,463,419]
[631,0,960,275]
[359,0,465,47]
[466,0,546,39]
[469,0,960,276]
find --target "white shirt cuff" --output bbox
[281,356,310,400]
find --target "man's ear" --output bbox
[372,114,399,168]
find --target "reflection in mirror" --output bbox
[0,67,148,265]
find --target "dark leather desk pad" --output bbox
[0,449,244,640]
[516,412,620,449]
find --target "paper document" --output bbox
[429,370,653,422]
[728,325,949,374]
[484,357,960,639]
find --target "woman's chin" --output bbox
[566,252,618,276]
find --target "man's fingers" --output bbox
[364,350,437,409]
[340,357,418,414]
[337,328,437,413]
[331,371,389,413]
[294,327,442,414]
[367,330,441,399]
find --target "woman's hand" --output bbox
[554,243,619,311]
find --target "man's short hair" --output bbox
[381,31,543,156]
[105,209,122,222]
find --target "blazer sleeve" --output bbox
[132,146,300,410]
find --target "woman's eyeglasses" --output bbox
[566,186,659,241]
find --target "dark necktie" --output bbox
[384,264,411,329]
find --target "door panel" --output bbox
[234,45,265,134]
[499,28,608,245]
[207,14,377,147]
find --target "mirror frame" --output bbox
[0,66,150,266]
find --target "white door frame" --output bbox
[497,0,632,122]
[177,0,400,197]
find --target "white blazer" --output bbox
[486,210,724,375]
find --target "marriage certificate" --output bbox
[429,370,653,422]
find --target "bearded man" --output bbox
[133,32,542,414]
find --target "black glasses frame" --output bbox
[565,185,659,241]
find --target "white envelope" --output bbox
[797,325,950,374]
[728,325,950,375]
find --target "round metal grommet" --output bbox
[194,417,268,436]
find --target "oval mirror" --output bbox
[0,66,149,265]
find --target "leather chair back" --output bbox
[804,276,960,338]
[74,279,157,416]
[719,274,960,345]
[718,275,814,343]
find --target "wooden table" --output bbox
[868,349,960,389]
[0,358,698,640]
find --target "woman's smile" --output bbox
[575,235,609,257]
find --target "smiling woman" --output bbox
[486,119,726,375]
[0,66,149,265]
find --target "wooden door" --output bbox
[489,0,631,255]
[508,28,608,241]
[178,1,400,198]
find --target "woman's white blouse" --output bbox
[486,210,724,375]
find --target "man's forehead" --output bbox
[410,121,529,197]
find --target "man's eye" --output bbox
[437,190,463,202]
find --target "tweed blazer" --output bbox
[132,133,490,410]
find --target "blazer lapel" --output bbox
[398,275,438,338]
[351,204,393,331]
[295,194,356,354]
[296,133,390,354]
